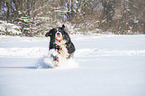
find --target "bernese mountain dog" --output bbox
[45,24,75,66]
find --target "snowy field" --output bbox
[0,35,145,96]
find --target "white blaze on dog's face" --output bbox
[55,28,63,41]
[55,28,69,59]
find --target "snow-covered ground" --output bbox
[0,35,145,96]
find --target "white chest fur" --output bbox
[55,39,69,59]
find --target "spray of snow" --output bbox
[36,49,79,69]
[37,54,79,69]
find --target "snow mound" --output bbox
[37,55,79,69]
[75,49,145,57]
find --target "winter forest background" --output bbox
[0,0,145,36]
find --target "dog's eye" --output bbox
[58,29,61,32]
[55,29,57,32]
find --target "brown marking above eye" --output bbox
[58,29,61,32]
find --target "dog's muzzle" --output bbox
[55,32,62,41]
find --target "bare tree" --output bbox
[0,0,144,36]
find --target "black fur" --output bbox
[45,24,75,55]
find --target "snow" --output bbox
[0,20,21,34]
[0,35,145,96]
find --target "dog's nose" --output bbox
[55,32,62,41]
[57,32,61,36]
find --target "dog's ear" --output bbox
[62,24,65,28]
[45,30,53,37]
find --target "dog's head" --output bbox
[45,25,66,41]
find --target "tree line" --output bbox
[0,0,145,36]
